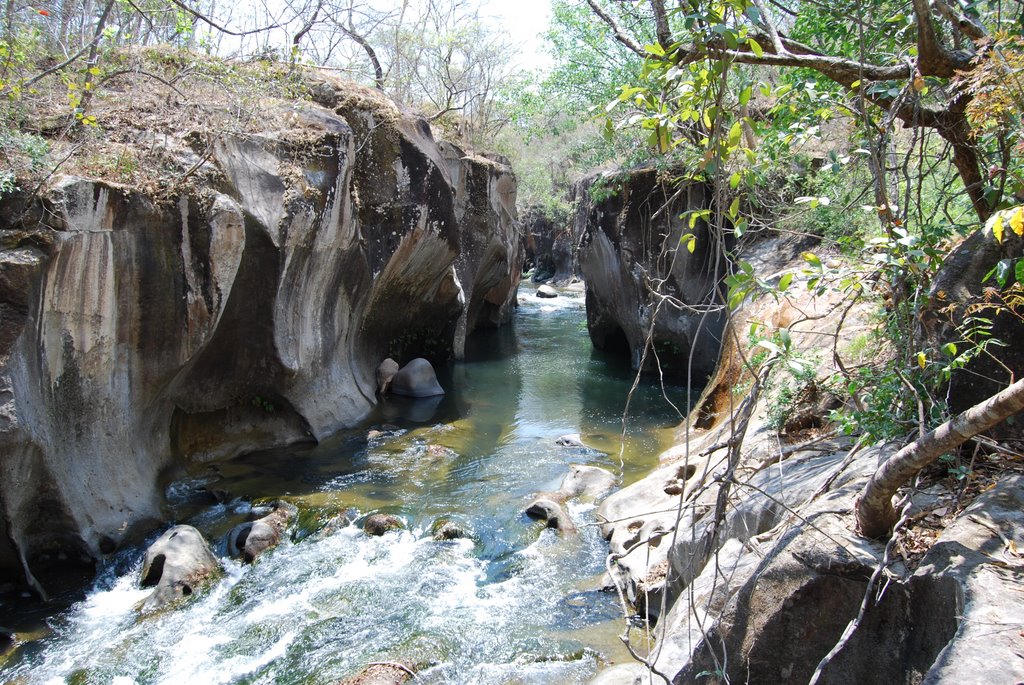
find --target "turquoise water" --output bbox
[0,283,692,684]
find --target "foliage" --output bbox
[0,129,50,196]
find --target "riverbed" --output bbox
[0,282,692,684]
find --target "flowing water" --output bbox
[1,283,694,685]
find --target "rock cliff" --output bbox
[0,74,520,591]
[574,169,728,386]
[590,231,1024,684]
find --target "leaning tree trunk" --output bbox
[857,377,1024,538]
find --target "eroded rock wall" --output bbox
[0,77,520,588]
[574,169,728,386]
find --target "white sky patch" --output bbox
[480,0,554,73]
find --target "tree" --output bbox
[586,0,1021,221]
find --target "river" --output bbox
[1,282,692,685]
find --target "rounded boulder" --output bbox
[364,513,404,536]
[390,358,445,398]
[139,525,219,614]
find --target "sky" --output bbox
[482,0,554,72]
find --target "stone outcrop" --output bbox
[440,144,523,351]
[139,525,219,614]
[558,464,616,501]
[573,169,728,385]
[588,231,1024,684]
[0,73,520,590]
[926,217,1024,436]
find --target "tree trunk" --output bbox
[856,376,1024,538]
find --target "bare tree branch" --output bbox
[856,376,1024,538]
[584,0,647,58]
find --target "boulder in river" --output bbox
[525,498,577,533]
[227,500,298,563]
[364,513,404,536]
[536,284,558,298]
[390,358,445,398]
[555,433,586,448]
[338,661,416,685]
[558,464,616,502]
[431,517,471,541]
[139,525,219,614]
[376,359,400,396]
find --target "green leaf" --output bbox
[728,121,742,147]
[778,272,793,291]
[802,251,822,269]
[738,85,752,106]
[729,196,740,219]
[729,171,742,189]
[778,327,792,350]
[748,38,764,58]
[757,339,782,355]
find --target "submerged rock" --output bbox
[364,513,404,536]
[525,498,577,534]
[555,433,586,448]
[431,518,471,541]
[390,358,445,398]
[139,525,219,614]
[227,500,298,563]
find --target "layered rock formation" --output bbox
[0,75,521,590]
[589,231,1024,684]
[574,169,728,386]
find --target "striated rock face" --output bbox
[0,76,520,589]
[521,206,575,283]
[440,143,522,351]
[574,169,728,386]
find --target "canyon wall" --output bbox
[0,77,521,590]
[574,169,728,386]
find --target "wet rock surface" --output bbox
[558,464,616,501]
[363,513,404,536]
[227,500,298,563]
[139,525,219,614]
[525,497,577,533]
[338,661,415,685]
